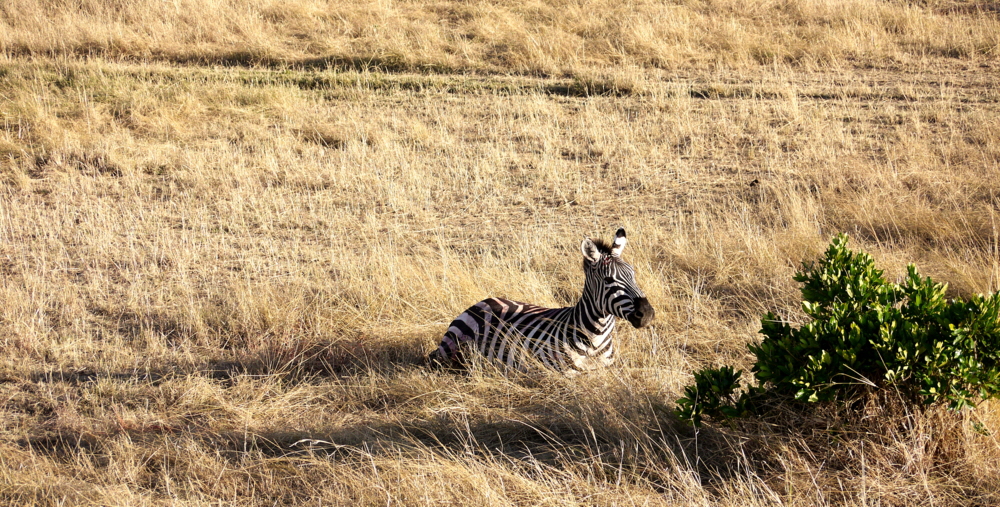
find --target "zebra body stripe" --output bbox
[435,297,616,372]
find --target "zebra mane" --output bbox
[590,238,614,255]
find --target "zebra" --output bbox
[428,228,654,373]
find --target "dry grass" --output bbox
[2,1,1000,505]
[2,0,999,74]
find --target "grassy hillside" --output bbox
[1,1,1000,505]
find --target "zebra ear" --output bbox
[611,228,627,257]
[581,238,602,264]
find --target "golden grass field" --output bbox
[1,0,1000,505]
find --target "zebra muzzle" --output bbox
[626,297,655,328]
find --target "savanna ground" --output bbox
[1,1,1000,505]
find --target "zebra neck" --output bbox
[570,294,615,339]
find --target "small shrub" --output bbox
[678,234,1000,426]
[675,366,758,426]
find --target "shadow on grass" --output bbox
[203,334,432,381]
[18,373,762,492]
[27,333,430,388]
[28,369,172,385]
[9,46,663,98]
[271,420,742,469]
[18,405,756,494]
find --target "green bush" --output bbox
[677,234,1000,426]
[675,366,756,427]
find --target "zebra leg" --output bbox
[427,329,465,369]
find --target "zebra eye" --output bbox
[604,277,614,284]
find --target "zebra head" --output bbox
[581,228,655,329]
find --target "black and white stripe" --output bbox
[429,228,655,373]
